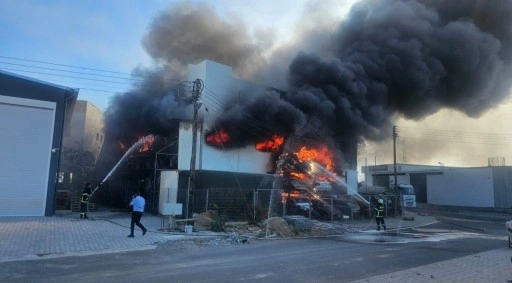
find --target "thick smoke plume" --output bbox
[103,0,512,170]
[104,1,268,149]
[211,0,512,168]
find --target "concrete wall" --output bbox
[64,100,104,160]
[427,167,494,207]
[184,60,275,174]
[492,167,512,208]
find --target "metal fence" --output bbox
[194,188,256,221]
[193,189,406,222]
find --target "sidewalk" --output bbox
[349,209,512,282]
[0,210,199,263]
[1,209,510,282]
[352,247,512,283]
[0,209,435,263]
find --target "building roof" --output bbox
[0,69,79,99]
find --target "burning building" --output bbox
[97,0,512,220]
[97,60,358,219]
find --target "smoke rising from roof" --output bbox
[142,2,270,80]
[103,0,512,169]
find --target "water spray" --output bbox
[90,135,155,198]
[311,161,370,206]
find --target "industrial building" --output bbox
[63,100,104,160]
[361,163,512,209]
[0,70,78,216]
[100,60,358,220]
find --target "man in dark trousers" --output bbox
[374,198,386,231]
[80,183,92,219]
[128,191,147,237]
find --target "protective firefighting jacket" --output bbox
[374,204,384,218]
[81,192,90,203]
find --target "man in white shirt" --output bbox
[128,191,147,237]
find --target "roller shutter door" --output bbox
[0,95,55,216]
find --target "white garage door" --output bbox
[0,95,56,216]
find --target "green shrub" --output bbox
[211,213,226,232]
[291,225,301,236]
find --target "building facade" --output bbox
[362,163,512,209]
[63,100,104,160]
[0,70,78,216]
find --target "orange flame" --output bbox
[296,145,334,171]
[205,129,230,147]
[138,135,155,152]
[256,135,284,152]
[290,172,308,179]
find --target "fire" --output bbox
[296,145,334,171]
[205,129,230,147]
[290,172,308,179]
[138,135,155,152]
[256,135,284,152]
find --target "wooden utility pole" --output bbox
[187,79,203,218]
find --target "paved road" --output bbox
[0,207,511,282]
[0,225,506,282]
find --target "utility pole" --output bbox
[393,125,402,216]
[393,125,398,191]
[187,79,203,218]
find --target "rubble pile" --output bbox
[198,233,252,246]
[264,217,296,237]
[193,211,215,231]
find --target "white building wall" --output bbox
[0,95,55,216]
[177,122,197,170]
[389,175,411,188]
[427,167,494,207]
[158,170,179,214]
[184,60,273,174]
[346,170,358,195]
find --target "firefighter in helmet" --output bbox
[80,183,92,219]
[374,198,386,231]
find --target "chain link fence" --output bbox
[193,189,406,222]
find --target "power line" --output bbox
[0,61,142,81]
[0,67,141,86]
[0,55,175,79]
[0,55,185,90]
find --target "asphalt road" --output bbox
[0,219,505,283]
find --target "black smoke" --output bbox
[209,0,512,168]
[103,1,268,150]
[103,0,512,171]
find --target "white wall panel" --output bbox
[427,168,494,207]
[158,170,179,214]
[0,95,55,216]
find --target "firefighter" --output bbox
[375,198,386,231]
[80,183,92,219]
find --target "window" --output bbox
[58,172,64,183]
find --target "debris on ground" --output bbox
[264,217,296,237]
[193,211,215,231]
[197,233,251,246]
